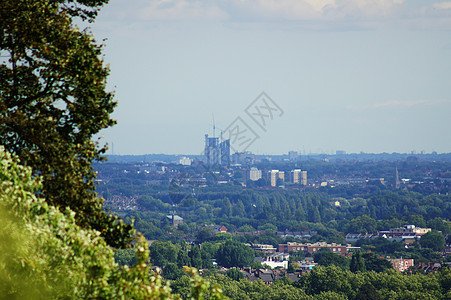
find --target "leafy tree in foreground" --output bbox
[0,148,226,298]
[0,0,132,247]
[0,147,170,298]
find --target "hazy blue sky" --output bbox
[90,0,451,155]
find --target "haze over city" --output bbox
[91,0,451,155]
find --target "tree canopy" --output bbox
[216,240,255,268]
[0,0,132,247]
[420,230,446,252]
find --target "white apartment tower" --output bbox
[301,171,307,185]
[249,167,262,181]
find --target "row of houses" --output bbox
[277,242,348,255]
[346,225,432,244]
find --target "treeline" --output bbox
[119,188,450,242]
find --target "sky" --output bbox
[89,0,451,155]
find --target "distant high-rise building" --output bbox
[301,171,307,186]
[269,170,279,187]
[249,167,262,181]
[291,169,301,184]
[269,170,284,187]
[336,150,346,155]
[220,139,230,166]
[204,134,230,166]
[205,134,220,165]
[278,171,285,183]
[288,151,298,161]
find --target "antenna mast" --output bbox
[212,113,216,138]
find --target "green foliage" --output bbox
[0,147,176,298]
[427,217,451,234]
[361,253,392,273]
[196,227,216,244]
[345,215,377,234]
[313,249,350,270]
[177,248,191,268]
[183,267,226,300]
[237,224,257,232]
[355,283,382,300]
[355,237,405,255]
[149,240,178,267]
[420,230,446,252]
[350,251,366,273]
[0,0,132,247]
[114,248,137,266]
[294,265,449,299]
[226,268,245,281]
[287,261,297,273]
[163,263,184,281]
[190,245,203,269]
[209,275,311,300]
[216,240,255,268]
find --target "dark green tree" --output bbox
[362,252,392,273]
[201,249,213,269]
[149,240,177,267]
[162,263,183,281]
[195,227,215,244]
[225,268,244,281]
[287,262,296,273]
[189,245,202,269]
[346,215,377,234]
[216,240,254,268]
[177,250,191,268]
[420,230,446,252]
[355,283,382,300]
[313,249,349,270]
[350,251,366,273]
[0,0,132,247]
[220,197,232,217]
[114,248,137,266]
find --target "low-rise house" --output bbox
[387,225,431,237]
[255,253,290,269]
[251,244,277,254]
[345,233,379,243]
[298,260,317,273]
[278,242,347,255]
[219,225,228,233]
[162,214,183,227]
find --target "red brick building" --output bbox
[389,258,414,272]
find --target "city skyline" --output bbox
[91,0,451,155]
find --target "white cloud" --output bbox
[131,0,409,22]
[225,0,335,20]
[334,0,406,17]
[223,0,409,20]
[139,0,228,21]
[99,0,451,30]
[433,2,451,9]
